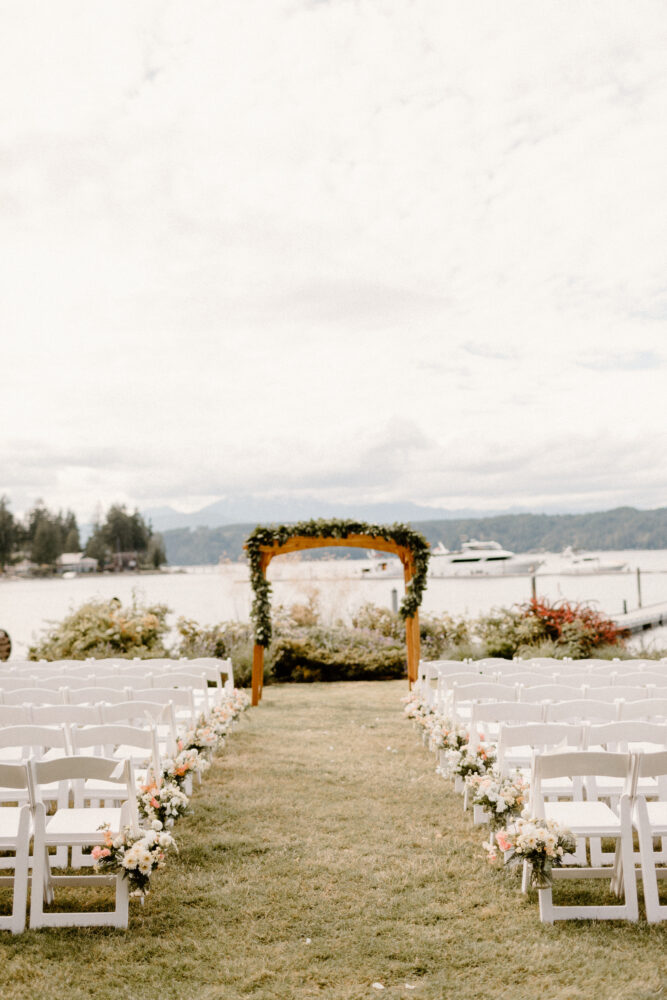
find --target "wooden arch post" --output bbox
[246,534,422,707]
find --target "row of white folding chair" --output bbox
[0,755,139,931]
[0,701,178,756]
[5,657,234,693]
[493,724,667,876]
[529,748,667,923]
[468,698,667,754]
[449,682,663,724]
[0,686,200,724]
[0,722,161,792]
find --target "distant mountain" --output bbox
[142,496,531,533]
[160,506,667,566]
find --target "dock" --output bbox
[612,602,667,634]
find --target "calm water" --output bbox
[2,550,667,659]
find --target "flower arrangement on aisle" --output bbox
[181,720,224,755]
[428,718,468,754]
[163,746,211,788]
[138,780,190,830]
[467,769,527,830]
[486,816,577,888]
[93,824,177,898]
[87,682,251,908]
[445,743,496,781]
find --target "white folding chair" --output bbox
[468,701,545,753]
[181,657,235,695]
[633,749,667,922]
[150,671,211,714]
[30,704,104,727]
[101,701,178,758]
[29,755,139,929]
[131,688,198,728]
[529,750,638,923]
[544,700,621,724]
[450,682,517,724]
[518,684,583,704]
[3,688,68,706]
[0,762,31,934]
[619,698,667,722]
[63,686,132,705]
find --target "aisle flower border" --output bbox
[93,685,251,901]
[402,689,575,895]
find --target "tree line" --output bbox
[0,497,165,572]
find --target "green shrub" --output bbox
[28,596,171,660]
[271,624,406,682]
[175,617,257,686]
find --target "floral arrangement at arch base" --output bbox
[486,816,577,888]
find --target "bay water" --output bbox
[2,549,667,660]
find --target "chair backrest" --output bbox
[29,754,139,829]
[588,685,647,703]
[615,671,667,686]
[0,723,70,758]
[69,724,161,784]
[100,699,175,728]
[634,748,667,782]
[187,656,234,689]
[451,682,518,721]
[518,683,584,704]
[497,722,584,775]
[63,686,132,705]
[0,705,31,725]
[131,687,197,722]
[544,699,621,724]
[30,704,104,726]
[619,698,667,722]
[0,760,30,795]
[2,688,68,706]
[586,721,667,752]
[468,701,544,751]
[531,749,633,816]
[0,676,39,691]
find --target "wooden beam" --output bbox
[251,643,264,707]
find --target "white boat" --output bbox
[358,551,404,579]
[547,547,629,575]
[428,539,544,577]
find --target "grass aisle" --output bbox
[1,680,666,1000]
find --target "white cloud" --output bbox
[1,0,666,520]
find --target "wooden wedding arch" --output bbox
[244,520,430,706]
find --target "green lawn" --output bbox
[1,681,666,1000]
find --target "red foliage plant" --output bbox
[518,597,629,648]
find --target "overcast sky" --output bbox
[1,0,665,524]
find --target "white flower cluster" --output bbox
[468,768,527,820]
[138,781,190,829]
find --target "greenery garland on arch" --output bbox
[245,518,431,647]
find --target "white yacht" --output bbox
[428,539,544,577]
[552,547,629,575]
[358,550,404,579]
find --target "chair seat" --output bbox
[45,807,122,841]
[0,807,30,842]
[635,800,667,836]
[545,800,622,837]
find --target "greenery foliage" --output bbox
[475,597,629,659]
[244,519,431,647]
[28,595,171,660]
